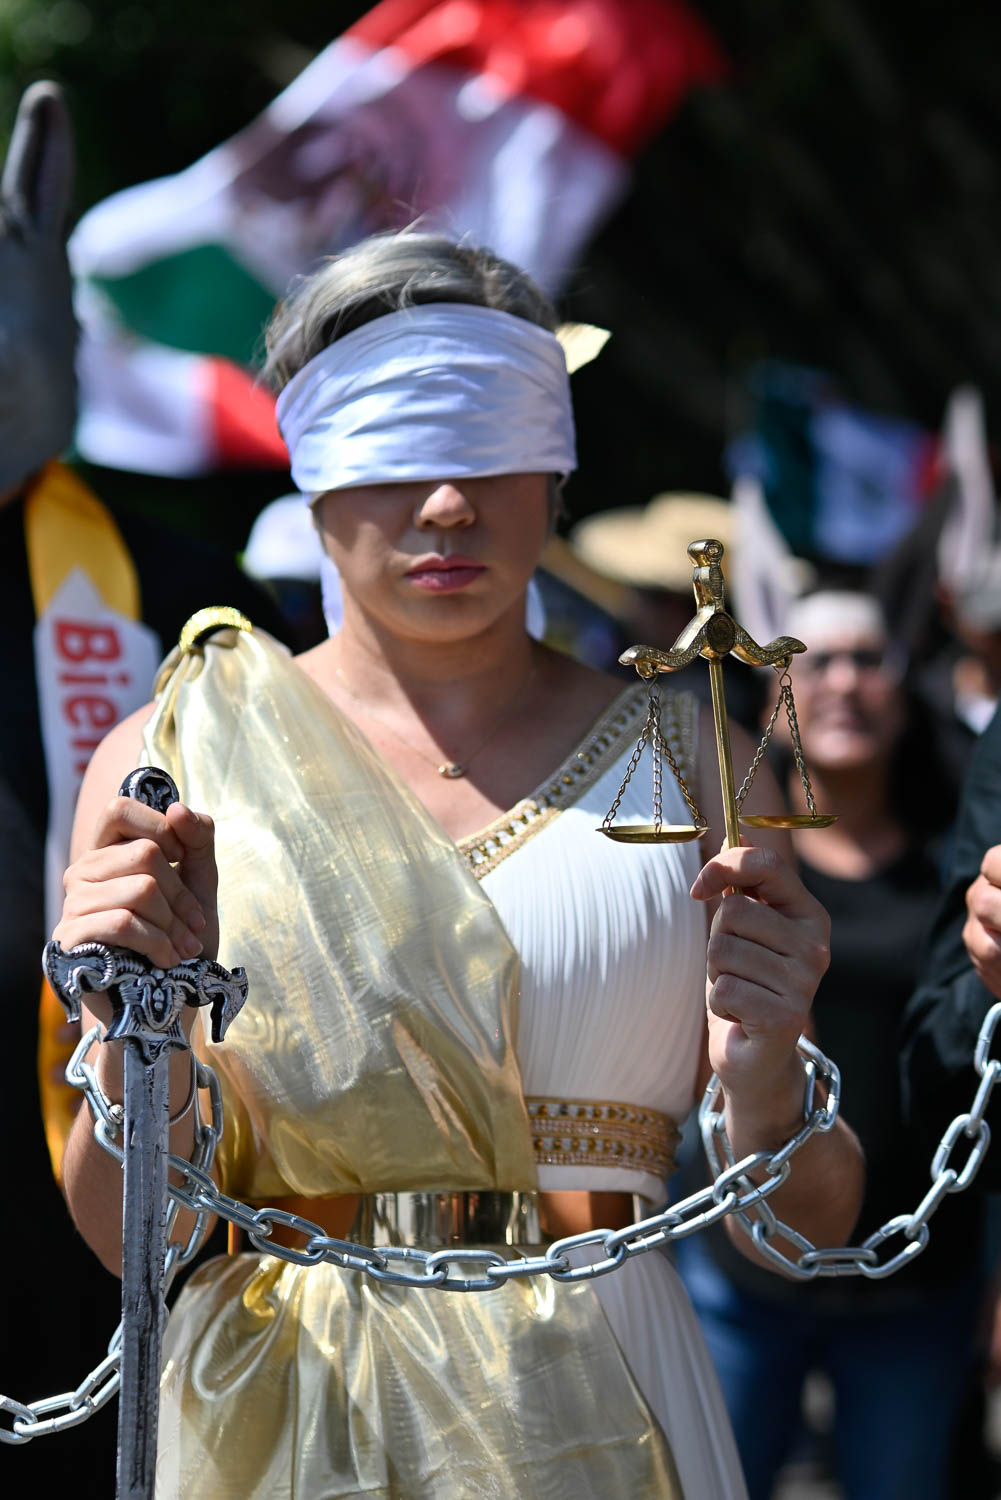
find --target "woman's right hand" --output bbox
[54,793,219,990]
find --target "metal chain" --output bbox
[650,688,664,833]
[780,671,820,820]
[704,1004,1001,1279]
[0,1038,221,1446]
[735,665,786,812]
[7,1002,1001,1441]
[601,685,658,832]
[734,662,820,820]
[657,705,707,830]
[603,683,706,833]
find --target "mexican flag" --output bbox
[70,0,725,476]
[726,361,939,564]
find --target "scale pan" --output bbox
[599,824,709,844]
[739,814,838,830]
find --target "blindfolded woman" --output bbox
[56,232,862,1500]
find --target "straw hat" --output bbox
[569,493,734,591]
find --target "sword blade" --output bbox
[42,769,247,1493]
[117,1046,171,1500]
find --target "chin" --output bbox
[810,736,881,770]
[403,589,525,634]
[396,604,511,646]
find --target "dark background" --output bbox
[2,0,998,541]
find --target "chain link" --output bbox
[601,685,658,832]
[8,1004,1001,1440]
[780,670,820,819]
[602,683,707,834]
[735,668,786,811]
[650,688,664,833]
[0,1029,217,1445]
[657,712,707,830]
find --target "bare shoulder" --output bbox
[70,701,156,859]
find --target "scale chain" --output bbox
[780,670,820,820]
[657,725,706,829]
[650,687,664,833]
[6,999,1001,1443]
[734,673,785,812]
[600,703,654,832]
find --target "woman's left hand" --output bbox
[691,843,831,1132]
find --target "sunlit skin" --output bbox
[57,471,862,1271]
[315,472,551,645]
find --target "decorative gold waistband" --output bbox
[526,1097,680,1179]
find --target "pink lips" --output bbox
[404,556,486,593]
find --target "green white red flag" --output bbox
[70,0,725,475]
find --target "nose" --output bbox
[413,482,475,530]
[825,654,861,691]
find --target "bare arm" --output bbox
[692,712,864,1265]
[57,705,219,1275]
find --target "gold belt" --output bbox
[351,1189,658,1250]
[354,1190,543,1249]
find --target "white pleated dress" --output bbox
[464,684,749,1500]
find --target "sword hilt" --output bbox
[42,766,248,1060]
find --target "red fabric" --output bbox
[349,0,726,154]
[207,360,289,469]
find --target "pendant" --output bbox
[438,761,467,778]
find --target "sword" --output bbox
[42,767,248,1500]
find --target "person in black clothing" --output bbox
[901,701,1001,1169]
[675,588,985,1500]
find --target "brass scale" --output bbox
[600,537,836,844]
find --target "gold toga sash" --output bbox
[144,621,536,1197]
[146,620,684,1499]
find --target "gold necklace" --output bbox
[333,664,536,778]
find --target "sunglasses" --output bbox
[798,648,888,676]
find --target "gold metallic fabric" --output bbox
[158,1253,684,1499]
[527,1097,681,1177]
[143,625,537,1198]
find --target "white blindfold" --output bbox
[275,302,577,493]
